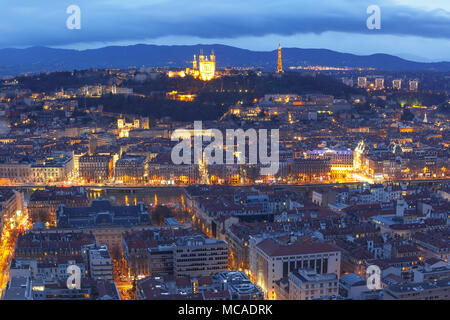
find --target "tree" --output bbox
[401,108,415,121]
[151,205,173,225]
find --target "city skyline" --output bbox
[0,0,449,305]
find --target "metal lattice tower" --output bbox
[276,42,284,73]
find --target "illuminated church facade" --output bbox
[187,50,216,81]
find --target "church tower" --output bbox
[198,50,216,81]
[276,42,284,73]
[193,54,198,70]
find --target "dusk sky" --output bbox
[1,0,449,61]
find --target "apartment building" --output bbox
[212,270,264,300]
[79,154,113,182]
[27,187,90,226]
[85,245,114,282]
[249,237,341,299]
[384,279,450,300]
[114,154,147,183]
[288,269,338,300]
[174,236,229,278]
[0,188,24,232]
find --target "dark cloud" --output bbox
[0,0,448,47]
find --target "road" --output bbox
[0,208,31,297]
[5,177,448,191]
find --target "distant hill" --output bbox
[0,44,449,76]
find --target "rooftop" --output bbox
[256,238,339,257]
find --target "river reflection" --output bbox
[86,187,185,211]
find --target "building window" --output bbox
[283,262,288,278]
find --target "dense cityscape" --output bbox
[0,43,448,302]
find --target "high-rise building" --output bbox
[375,78,384,89]
[276,43,284,73]
[84,244,114,282]
[79,154,113,183]
[392,79,402,90]
[122,233,227,278]
[358,77,367,88]
[409,80,419,91]
[174,236,228,278]
[0,188,24,233]
[30,152,74,183]
[115,155,147,183]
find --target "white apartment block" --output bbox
[249,237,341,300]
[174,236,228,278]
[87,245,114,281]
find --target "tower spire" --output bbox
[276,42,284,73]
[193,54,197,70]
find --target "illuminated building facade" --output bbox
[79,154,113,183]
[353,140,368,171]
[166,91,196,102]
[409,80,419,91]
[392,79,402,90]
[249,238,341,300]
[306,149,353,179]
[199,51,216,81]
[375,78,385,89]
[117,117,149,138]
[0,188,24,234]
[14,231,96,261]
[188,50,216,81]
[358,77,367,88]
[30,152,74,183]
[0,160,31,183]
[276,43,284,73]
